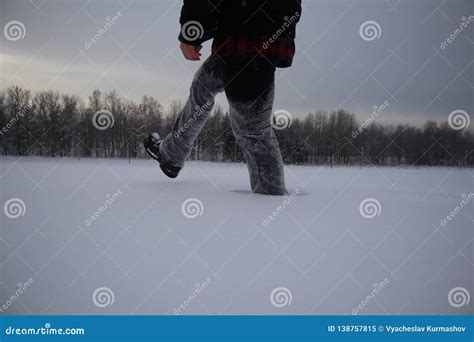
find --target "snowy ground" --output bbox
[0,157,472,315]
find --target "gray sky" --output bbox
[0,0,472,127]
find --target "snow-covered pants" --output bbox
[160,54,287,195]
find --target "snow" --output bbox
[0,157,472,315]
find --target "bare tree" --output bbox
[0,86,472,167]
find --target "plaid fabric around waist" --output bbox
[211,33,296,68]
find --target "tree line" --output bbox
[0,86,472,166]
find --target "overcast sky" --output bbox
[0,0,472,127]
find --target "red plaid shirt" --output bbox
[211,33,296,68]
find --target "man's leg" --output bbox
[224,58,287,195]
[160,55,225,168]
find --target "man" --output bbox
[144,0,301,195]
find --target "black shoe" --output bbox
[143,133,181,178]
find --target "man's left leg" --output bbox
[145,56,225,177]
[159,55,226,168]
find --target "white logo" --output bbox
[270,287,293,308]
[3,198,26,219]
[181,198,204,219]
[359,21,382,42]
[92,287,115,307]
[448,287,470,308]
[4,21,26,41]
[359,198,382,219]
[181,21,204,42]
[272,110,292,130]
[448,110,470,130]
[92,110,115,130]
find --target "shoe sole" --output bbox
[144,144,161,162]
[143,139,179,179]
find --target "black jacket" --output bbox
[178,0,301,46]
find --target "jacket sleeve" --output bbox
[289,0,302,38]
[178,0,218,46]
[291,0,302,25]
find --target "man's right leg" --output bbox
[224,58,287,195]
[159,55,225,168]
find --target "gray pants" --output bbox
[160,55,287,195]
